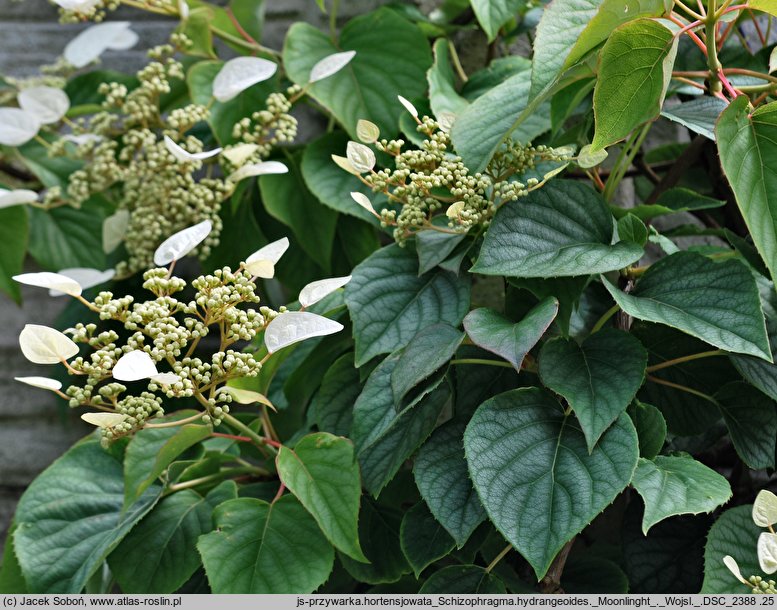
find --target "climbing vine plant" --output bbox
[3,0,777,596]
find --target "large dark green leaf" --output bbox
[399,501,455,576]
[283,8,432,137]
[346,244,470,366]
[277,432,367,562]
[259,154,338,273]
[464,297,558,371]
[419,565,506,593]
[730,323,777,402]
[28,204,106,271]
[471,180,643,277]
[662,97,727,141]
[0,525,27,593]
[627,400,666,459]
[591,19,677,150]
[464,388,638,579]
[109,482,236,593]
[539,328,647,451]
[427,38,468,118]
[631,455,731,533]
[451,61,551,172]
[715,382,777,469]
[471,0,527,41]
[0,206,27,302]
[310,352,360,436]
[717,96,777,285]
[13,442,161,593]
[701,505,760,593]
[602,252,771,360]
[197,496,333,593]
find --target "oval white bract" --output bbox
[14,376,63,392]
[112,350,158,382]
[754,490,777,528]
[350,191,376,215]
[221,143,259,166]
[246,237,289,267]
[217,386,274,408]
[356,119,380,144]
[446,201,465,218]
[244,259,275,279]
[228,160,288,182]
[346,141,375,173]
[397,95,418,118]
[759,532,777,574]
[153,219,212,266]
[50,268,115,296]
[309,50,356,83]
[19,324,80,365]
[213,57,278,103]
[0,188,38,209]
[13,272,82,297]
[723,556,748,585]
[150,372,180,386]
[179,0,190,19]
[64,22,138,69]
[163,135,222,163]
[331,154,360,175]
[299,275,351,308]
[437,111,456,133]
[264,311,344,353]
[81,412,128,428]
[0,108,40,146]
[18,86,70,125]
[103,209,130,254]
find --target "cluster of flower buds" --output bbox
[14,222,350,447]
[724,490,777,593]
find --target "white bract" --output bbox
[13,272,82,297]
[178,0,189,19]
[213,57,278,102]
[228,160,288,182]
[577,144,608,169]
[19,324,79,364]
[356,119,379,143]
[62,133,103,145]
[244,259,274,279]
[350,192,376,216]
[309,50,356,83]
[346,141,375,173]
[103,209,130,253]
[153,219,212,266]
[446,201,465,218]
[18,87,70,124]
[0,189,37,209]
[437,111,456,133]
[723,556,749,586]
[245,237,289,279]
[0,108,40,146]
[299,276,351,308]
[14,376,62,392]
[221,143,259,166]
[264,311,343,353]
[759,532,777,574]
[81,413,128,428]
[50,268,115,296]
[398,95,418,118]
[151,372,180,386]
[64,22,139,69]
[163,136,222,163]
[113,350,157,382]
[218,386,274,408]
[331,154,359,175]
[754,490,777,528]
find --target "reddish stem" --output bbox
[273,482,285,503]
[212,432,253,442]
[718,69,742,98]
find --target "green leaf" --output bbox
[471,0,526,41]
[471,180,643,277]
[463,298,558,371]
[13,441,161,593]
[414,420,487,548]
[416,228,467,275]
[715,382,777,470]
[391,324,464,405]
[464,387,638,579]
[627,400,666,459]
[661,97,727,141]
[259,153,338,273]
[339,500,410,584]
[282,8,432,137]
[0,525,27,594]
[310,353,360,436]
[602,252,771,360]
[539,328,647,451]
[227,0,264,42]
[300,131,384,224]
[508,276,590,336]
[352,353,452,495]
[179,7,216,58]
[124,413,212,507]
[187,60,278,145]
[399,501,456,576]
[451,65,551,172]
[591,19,677,150]
[530,0,604,100]
[197,496,334,593]
[631,455,731,534]
[0,206,27,303]
[109,482,237,593]
[730,324,777,402]
[561,557,629,593]
[419,565,506,593]
[702,505,761,593]
[617,214,648,246]
[346,244,470,367]
[717,96,777,286]
[613,187,726,222]
[276,432,367,563]
[28,203,106,271]
[427,38,468,118]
